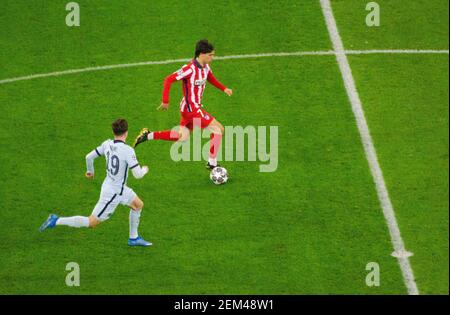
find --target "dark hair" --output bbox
[195,39,214,57]
[112,118,128,136]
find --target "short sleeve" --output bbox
[127,147,139,169]
[175,64,193,81]
[95,140,108,156]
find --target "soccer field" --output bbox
[0,0,448,295]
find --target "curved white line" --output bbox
[0,49,448,85]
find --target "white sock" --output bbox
[129,209,141,239]
[208,157,217,166]
[56,216,90,228]
[147,132,154,140]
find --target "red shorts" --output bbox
[180,107,215,130]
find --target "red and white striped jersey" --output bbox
[162,59,226,114]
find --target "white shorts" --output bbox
[91,185,137,221]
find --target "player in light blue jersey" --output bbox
[39,119,152,247]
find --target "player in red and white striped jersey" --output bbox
[134,39,233,169]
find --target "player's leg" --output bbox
[39,213,99,231]
[55,215,91,228]
[39,213,88,231]
[129,196,144,240]
[88,215,101,227]
[89,190,120,225]
[121,187,152,246]
[206,118,224,169]
[39,185,119,232]
[133,115,192,148]
[133,128,181,147]
[151,130,181,141]
[177,124,191,142]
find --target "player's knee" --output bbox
[88,215,101,228]
[131,197,144,210]
[214,126,224,136]
[212,121,224,134]
[179,130,189,142]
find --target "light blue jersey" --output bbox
[88,139,140,194]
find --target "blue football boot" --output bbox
[128,236,152,247]
[39,214,59,232]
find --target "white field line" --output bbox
[0,49,448,85]
[320,0,419,295]
[346,49,449,55]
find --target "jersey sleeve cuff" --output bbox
[130,163,139,169]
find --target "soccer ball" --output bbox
[210,166,228,185]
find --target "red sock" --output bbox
[153,130,180,141]
[209,133,222,158]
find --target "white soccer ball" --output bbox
[210,166,228,185]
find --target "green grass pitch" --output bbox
[0,0,448,294]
